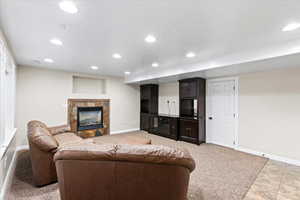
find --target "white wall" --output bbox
[0,30,16,146]
[16,66,140,145]
[0,29,17,196]
[239,67,300,162]
[158,82,179,116]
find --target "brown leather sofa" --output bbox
[54,144,196,200]
[27,120,92,186]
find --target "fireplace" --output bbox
[77,107,103,131]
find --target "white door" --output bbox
[207,79,237,148]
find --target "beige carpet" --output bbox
[8,131,268,200]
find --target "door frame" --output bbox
[206,77,239,149]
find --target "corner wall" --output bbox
[16,66,140,145]
[239,67,300,162]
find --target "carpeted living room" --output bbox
[1,1,300,200]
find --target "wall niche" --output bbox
[72,76,106,94]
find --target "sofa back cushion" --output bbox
[28,120,58,152]
[53,132,83,146]
[54,144,196,172]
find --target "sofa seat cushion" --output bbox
[54,132,83,146]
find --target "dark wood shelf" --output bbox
[140,84,158,132]
[179,78,206,144]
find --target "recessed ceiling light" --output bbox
[186,52,196,58]
[90,66,99,70]
[124,71,131,75]
[50,38,63,46]
[145,34,157,43]
[112,53,122,59]
[59,0,78,14]
[152,62,159,67]
[282,23,300,32]
[44,58,54,63]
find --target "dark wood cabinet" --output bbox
[179,80,197,98]
[140,79,205,145]
[155,115,179,140]
[179,78,206,144]
[141,113,179,140]
[147,115,179,140]
[141,113,158,132]
[169,117,179,138]
[140,113,150,131]
[179,118,199,144]
[140,84,158,115]
[140,84,158,132]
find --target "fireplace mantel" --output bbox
[68,99,110,138]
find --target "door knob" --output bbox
[208,117,213,120]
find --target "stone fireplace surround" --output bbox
[68,99,110,138]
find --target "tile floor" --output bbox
[244,160,300,200]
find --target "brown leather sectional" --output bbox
[54,144,195,200]
[27,120,93,186]
[28,120,196,200]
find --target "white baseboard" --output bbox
[237,147,300,166]
[110,128,140,135]
[207,141,235,149]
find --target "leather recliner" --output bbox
[54,143,196,200]
[27,120,92,186]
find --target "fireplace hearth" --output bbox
[77,107,103,131]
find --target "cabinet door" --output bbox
[179,119,199,144]
[158,117,170,136]
[180,81,197,98]
[149,115,159,133]
[170,118,178,139]
[140,114,150,131]
[141,86,151,99]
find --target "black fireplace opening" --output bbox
[77,107,103,131]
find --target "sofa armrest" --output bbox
[28,127,58,152]
[48,124,71,135]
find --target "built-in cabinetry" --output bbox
[150,115,179,140]
[140,84,158,131]
[140,78,205,144]
[179,78,206,144]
